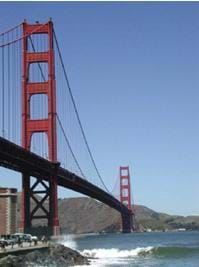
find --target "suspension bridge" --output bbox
[0,19,136,235]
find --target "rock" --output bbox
[0,255,24,267]
[48,244,89,266]
[0,244,89,266]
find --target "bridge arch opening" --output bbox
[28,62,48,83]
[31,132,49,159]
[30,94,48,120]
[27,33,48,53]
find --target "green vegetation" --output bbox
[134,206,199,231]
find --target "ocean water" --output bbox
[61,231,199,267]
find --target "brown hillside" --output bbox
[17,195,199,234]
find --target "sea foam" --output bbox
[56,234,78,250]
[81,246,154,259]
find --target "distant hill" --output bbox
[16,195,199,234]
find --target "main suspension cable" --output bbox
[28,36,47,82]
[0,22,22,37]
[111,173,120,194]
[28,35,85,176]
[53,29,110,193]
[56,114,86,178]
[0,23,48,48]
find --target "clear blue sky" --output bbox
[0,2,199,216]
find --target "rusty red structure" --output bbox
[20,20,60,235]
[120,166,137,231]
[120,166,132,210]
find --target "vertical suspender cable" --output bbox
[7,33,10,139]
[2,34,5,137]
[11,30,13,141]
[13,29,16,142]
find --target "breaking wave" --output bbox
[81,246,153,259]
[56,234,77,250]
[79,247,153,267]
[81,245,199,260]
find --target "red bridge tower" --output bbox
[20,20,60,235]
[120,166,136,231]
[120,166,132,210]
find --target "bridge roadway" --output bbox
[0,242,48,258]
[0,137,133,232]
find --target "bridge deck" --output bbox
[0,242,48,258]
[0,137,131,215]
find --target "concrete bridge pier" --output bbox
[121,211,133,233]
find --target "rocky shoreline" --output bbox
[0,244,89,266]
